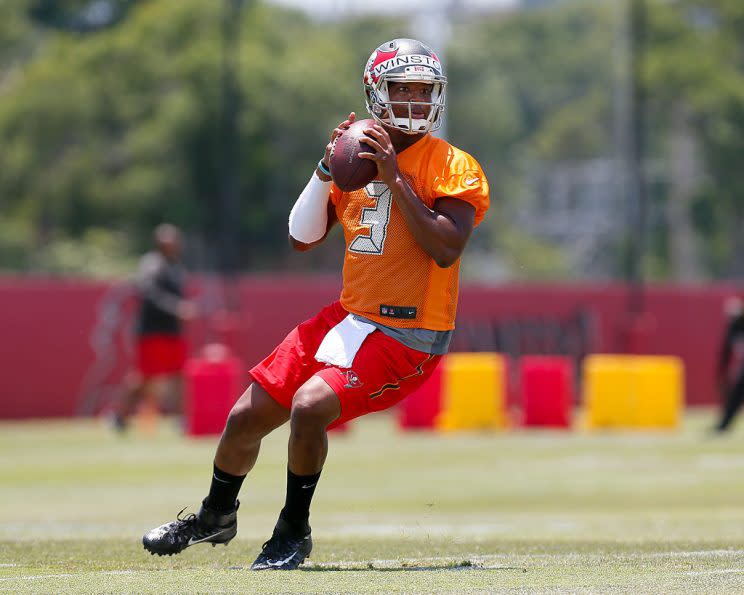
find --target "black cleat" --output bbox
[250,518,312,570]
[142,500,239,556]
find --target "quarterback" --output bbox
[142,38,490,570]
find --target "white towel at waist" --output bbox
[314,313,376,368]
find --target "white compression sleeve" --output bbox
[288,172,332,243]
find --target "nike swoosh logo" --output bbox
[266,552,297,567]
[212,474,231,484]
[465,177,479,186]
[187,528,228,546]
[301,482,317,489]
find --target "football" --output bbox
[329,118,378,192]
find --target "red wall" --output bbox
[0,279,113,418]
[0,276,739,419]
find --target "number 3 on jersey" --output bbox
[349,181,392,255]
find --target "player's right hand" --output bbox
[177,300,198,321]
[322,112,356,170]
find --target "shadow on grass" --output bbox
[299,561,528,573]
[228,560,527,572]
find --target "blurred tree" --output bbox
[0,2,36,62]
[448,0,617,279]
[0,0,380,273]
[1,0,743,281]
[28,0,137,33]
[646,0,744,278]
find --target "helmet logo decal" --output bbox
[366,48,399,84]
[404,65,436,77]
[369,54,441,83]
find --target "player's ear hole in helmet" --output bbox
[363,38,446,135]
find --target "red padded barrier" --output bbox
[520,356,573,428]
[397,357,444,429]
[184,345,243,436]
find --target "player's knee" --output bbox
[290,391,337,430]
[225,389,263,434]
[224,399,249,434]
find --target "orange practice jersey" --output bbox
[329,133,489,331]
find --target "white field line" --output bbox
[683,569,744,576]
[645,549,744,559]
[0,574,75,582]
[0,570,135,582]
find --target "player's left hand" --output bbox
[359,124,398,186]
[178,300,198,321]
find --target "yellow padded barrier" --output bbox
[584,356,634,428]
[436,353,507,431]
[633,357,684,428]
[583,355,684,429]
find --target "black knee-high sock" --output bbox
[279,467,321,531]
[205,464,245,512]
[718,384,744,430]
[717,369,744,431]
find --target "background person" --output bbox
[111,223,197,431]
[713,296,744,433]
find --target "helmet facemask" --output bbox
[367,77,446,134]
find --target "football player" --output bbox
[112,224,196,432]
[713,296,744,432]
[143,38,489,570]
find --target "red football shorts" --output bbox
[249,301,442,429]
[136,334,188,378]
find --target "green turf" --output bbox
[2,410,744,593]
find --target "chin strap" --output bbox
[392,116,431,134]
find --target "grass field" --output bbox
[2,410,744,593]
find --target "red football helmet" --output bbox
[363,38,447,135]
